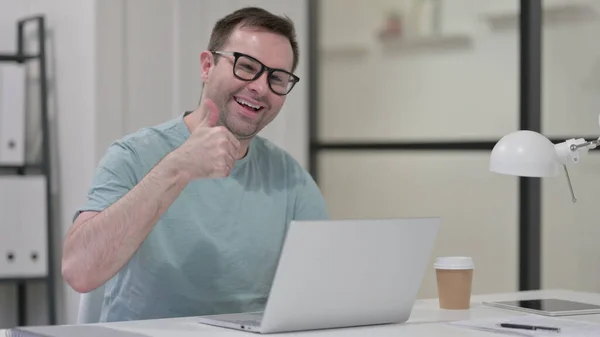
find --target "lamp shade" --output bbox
[490,130,560,177]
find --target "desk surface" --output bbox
[4,289,600,336]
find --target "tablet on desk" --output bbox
[483,298,600,316]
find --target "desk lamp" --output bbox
[489,118,600,203]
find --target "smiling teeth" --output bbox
[236,98,260,109]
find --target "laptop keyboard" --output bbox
[224,313,263,326]
[232,318,261,326]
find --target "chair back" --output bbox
[76,284,106,324]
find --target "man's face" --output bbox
[201,26,295,140]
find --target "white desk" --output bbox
[4,289,600,336]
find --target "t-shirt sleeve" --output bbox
[293,170,330,221]
[73,141,140,222]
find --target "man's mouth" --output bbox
[234,96,264,115]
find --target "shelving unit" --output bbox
[0,15,56,326]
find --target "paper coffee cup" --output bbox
[434,256,474,310]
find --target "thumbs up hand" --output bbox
[196,98,221,129]
[173,99,241,180]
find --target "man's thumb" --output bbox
[201,98,220,127]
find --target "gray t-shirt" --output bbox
[75,113,329,322]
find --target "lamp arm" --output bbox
[553,136,600,203]
[570,138,600,151]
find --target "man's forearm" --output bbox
[62,154,190,293]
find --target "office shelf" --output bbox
[319,34,472,59]
[0,164,43,170]
[320,44,370,59]
[379,34,472,53]
[0,15,56,326]
[0,54,39,62]
[483,3,598,30]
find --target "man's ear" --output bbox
[200,51,214,83]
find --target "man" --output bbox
[61,6,328,322]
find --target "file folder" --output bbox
[0,63,26,166]
[0,176,48,278]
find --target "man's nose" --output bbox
[247,71,269,95]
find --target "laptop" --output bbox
[197,217,441,334]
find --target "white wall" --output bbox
[318,0,600,299]
[1,0,309,328]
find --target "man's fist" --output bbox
[172,99,241,180]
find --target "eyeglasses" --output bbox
[211,51,299,96]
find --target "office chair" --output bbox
[76,283,106,324]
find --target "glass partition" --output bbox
[317,0,519,142]
[313,0,521,297]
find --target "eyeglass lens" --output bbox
[234,54,294,94]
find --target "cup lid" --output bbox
[434,256,474,270]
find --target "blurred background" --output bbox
[1,0,600,330]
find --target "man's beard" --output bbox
[214,93,263,140]
[219,111,260,140]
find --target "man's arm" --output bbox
[62,150,189,293]
[62,99,240,293]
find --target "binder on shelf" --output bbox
[0,63,26,166]
[0,176,48,278]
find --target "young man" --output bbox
[62,7,328,322]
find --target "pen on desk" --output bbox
[499,323,561,333]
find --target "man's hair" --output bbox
[208,6,299,72]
